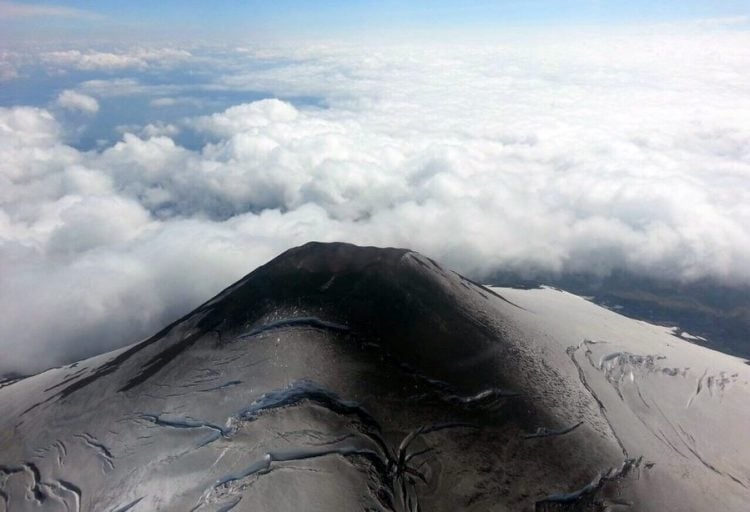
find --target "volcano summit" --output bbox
[1,242,748,511]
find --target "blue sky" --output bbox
[2,0,749,41]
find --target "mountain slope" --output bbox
[1,242,748,511]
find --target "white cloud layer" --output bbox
[41,48,192,71]
[56,90,99,113]
[2,27,750,374]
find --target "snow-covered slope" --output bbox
[489,286,750,511]
[1,243,748,511]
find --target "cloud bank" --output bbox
[1,28,750,374]
[41,48,192,71]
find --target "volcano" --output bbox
[1,242,748,511]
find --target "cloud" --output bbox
[139,123,180,138]
[2,28,750,374]
[41,48,191,71]
[43,50,143,70]
[149,97,205,108]
[56,90,99,114]
[686,16,750,29]
[193,99,299,134]
[0,1,102,20]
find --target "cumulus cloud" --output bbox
[56,90,99,114]
[2,28,750,374]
